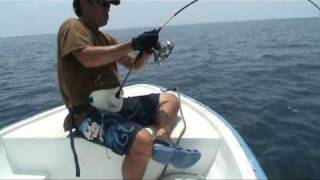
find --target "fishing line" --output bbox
[117,0,199,97]
[307,0,320,11]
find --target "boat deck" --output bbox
[1,85,222,179]
[0,84,266,179]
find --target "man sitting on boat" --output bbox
[57,0,201,179]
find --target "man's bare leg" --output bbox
[152,93,201,168]
[122,93,179,179]
[122,129,153,180]
[155,93,180,141]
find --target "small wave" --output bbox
[259,54,294,61]
[257,43,314,49]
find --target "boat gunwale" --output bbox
[172,88,267,180]
[0,106,66,138]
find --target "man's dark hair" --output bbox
[73,0,82,17]
[73,0,120,17]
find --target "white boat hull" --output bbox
[0,84,267,179]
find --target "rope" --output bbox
[157,87,187,179]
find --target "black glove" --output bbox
[132,29,159,52]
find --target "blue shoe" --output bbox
[152,139,201,168]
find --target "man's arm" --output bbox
[72,29,158,69]
[118,51,152,71]
[72,41,133,68]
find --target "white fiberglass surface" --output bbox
[0,84,259,179]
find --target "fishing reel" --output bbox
[153,40,174,65]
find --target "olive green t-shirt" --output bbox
[57,18,121,109]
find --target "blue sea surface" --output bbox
[0,17,319,179]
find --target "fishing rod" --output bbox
[157,0,199,33]
[307,0,320,11]
[117,0,199,97]
[71,1,199,174]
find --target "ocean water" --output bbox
[0,17,319,179]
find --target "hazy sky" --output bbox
[0,0,319,37]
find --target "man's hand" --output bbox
[132,29,159,52]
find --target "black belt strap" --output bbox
[67,97,94,177]
[68,108,80,177]
[67,97,93,177]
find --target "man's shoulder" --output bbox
[59,18,84,30]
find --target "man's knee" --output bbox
[169,94,179,109]
[161,93,179,109]
[129,129,153,161]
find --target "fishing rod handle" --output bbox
[116,51,143,97]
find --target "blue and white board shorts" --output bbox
[79,94,160,155]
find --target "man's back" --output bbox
[57,18,120,127]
